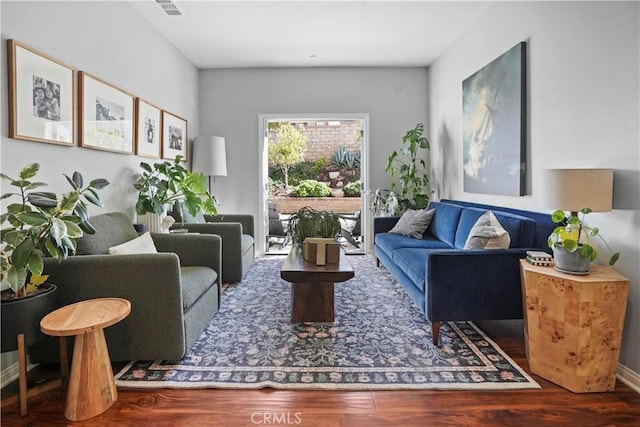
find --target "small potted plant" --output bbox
[547,208,620,274]
[287,206,341,246]
[1,163,109,352]
[133,155,217,231]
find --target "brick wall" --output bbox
[268,120,361,163]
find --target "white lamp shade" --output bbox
[192,136,227,176]
[542,169,613,212]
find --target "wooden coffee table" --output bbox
[280,246,354,322]
[40,298,131,421]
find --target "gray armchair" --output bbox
[29,212,222,363]
[170,205,255,283]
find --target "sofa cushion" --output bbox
[454,207,536,249]
[375,232,451,260]
[426,202,463,247]
[463,211,511,249]
[393,248,432,292]
[180,266,217,311]
[389,208,435,238]
[108,232,158,255]
[76,212,139,255]
[171,203,206,223]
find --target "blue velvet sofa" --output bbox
[373,199,555,344]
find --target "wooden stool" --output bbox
[40,298,131,421]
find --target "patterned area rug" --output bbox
[115,255,539,390]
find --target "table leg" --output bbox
[291,281,335,322]
[65,328,117,421]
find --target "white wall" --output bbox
[0,1,199,375]
[429,1,640,375]
[199,67,429,252]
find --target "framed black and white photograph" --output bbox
[135,98,161,158]
[161,110,187,161]
[7,39,75,146]
[79,71,134,154]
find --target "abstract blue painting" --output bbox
[463,42,526,196]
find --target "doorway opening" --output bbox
[258,114,369,256]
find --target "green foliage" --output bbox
[268,123,307,188]
[384,123,431,213]
[548,208,620,266]
[269,159,329,189]
[133,155,217,217]
[291,180,331,198]
[343,180,361,197]
[1,163,109,297]
[287,206,341,245]
[331,146,360,170]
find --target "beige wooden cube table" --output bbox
[519,260,629,393]
[40,298,131,421]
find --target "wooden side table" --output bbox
[40,298,131,421]
[519,260,629,393]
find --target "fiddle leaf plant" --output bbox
[385,122,431,213]
[1,163,109,299]
[547,208,620,266]
[133,155,218,217]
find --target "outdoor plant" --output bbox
[343,180,361,197]
[268,123,307,189]
[331,146,360,170]
[287,206,342,246]
[1,163,109,299]
[548,208,620,266]
[385,122,431,213]
[291,180,331,198]
[134,155,217,217]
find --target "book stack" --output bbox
[526,250,553,266]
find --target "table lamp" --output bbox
[542,168,613,216]
[192,136,227,192]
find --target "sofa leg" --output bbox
[431,321,441,345]
[375,257,380,267]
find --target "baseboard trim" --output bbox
[618,363,640,393]
[0,361,20,390]
[0,358,37,390]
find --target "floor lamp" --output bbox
[192,136,227,194]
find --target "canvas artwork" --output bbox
[463,42,526,196]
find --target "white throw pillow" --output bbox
[108,232,158,255]
[389,208,435,239]
[464,211,511,249]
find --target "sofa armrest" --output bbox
[373,216,401,235]
[151,233,222,287]
[37,253,187,361]
[424,249,530,321]
[204,214,255,237]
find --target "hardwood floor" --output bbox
[2,320,639,426]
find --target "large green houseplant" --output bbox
[548,208,620,274]
[1,163,109,351]
[370,123,432,216]
[134,155,217,222]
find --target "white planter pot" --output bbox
[137,205,172,233]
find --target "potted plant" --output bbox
[370,123,432,216]
[1,163,109,352]
[547,208,620,274]
[287,206,341,247]
[133,155,217,231]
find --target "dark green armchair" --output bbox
[30,212,222,362]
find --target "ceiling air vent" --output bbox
[155,0,184,16]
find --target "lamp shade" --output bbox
[192,136,227,176]
[542,169,613,212]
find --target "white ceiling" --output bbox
[129,0,492,69]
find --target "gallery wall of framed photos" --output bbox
[6,38,188,162]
